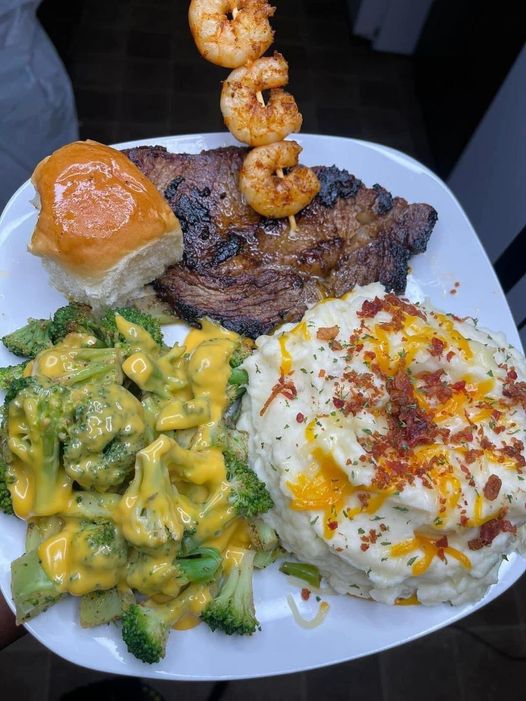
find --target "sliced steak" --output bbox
[124,145,437,337]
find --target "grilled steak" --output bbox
[124,145,437,337]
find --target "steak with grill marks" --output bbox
[123,145,437,337]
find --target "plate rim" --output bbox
[0,132,524,680]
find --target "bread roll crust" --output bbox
[29,140,179,276]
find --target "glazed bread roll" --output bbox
[29,140,183,311]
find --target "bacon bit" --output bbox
[301,588,311,601]
[387,369,440,449]
[418,370,453,403]
[503,369,526,410]
[333,397,344,409]
[446,351,455,362]
[318,369,326,378]
[483,474,502,501]
[317,325,340,341]
[379,523,388,532]
[451,427,473,444]
[368,529,378,544]
[429,337,446,357]
[499,439,526,468]
[296,412,305,423]
[435,536,449,549]
[465,449,483,465]
[357,492,370,508]
[330,340,343,351]
[468,517,516,551]
[357,297,384,319]
[480,436,496,451]
[360,543,370,552]
[260,376,297,416]
[364,350,376,362]
[460,464,476,487]
[459,514,469,527]
[328,521,338,531]
[452,380,466,392]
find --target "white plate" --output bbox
[0,132,524,680]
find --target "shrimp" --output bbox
[239,141,320,219]
[189,0,275,68]
[221,52,303,147]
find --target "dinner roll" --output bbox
[29,140,183,311]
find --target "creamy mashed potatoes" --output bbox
[239,283,526,605]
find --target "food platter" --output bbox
[0,132,524,680]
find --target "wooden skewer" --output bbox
[255,91,298,232]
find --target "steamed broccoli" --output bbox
[53,347,124,387]
[185,449,272,548]
[128,543,222,600]
[123,346,188,399]
[100,307,164,348]
[225,454,273,520]
[226,367,249,403]
[79,587,135,628]
[122,583,210,663]
[229,338,253,368]
[0,457,14,515]
[63,384,146,491]
[0,362,28,391]
[201,549,259,636]
[71,520,128,575]
[49,304,102,344]
[5,377,72,516]
[11,548,63,622]
[1,318,53,358]
[116,434,184,548]
[25,515,63,551]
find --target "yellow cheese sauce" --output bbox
[6,314,256,616]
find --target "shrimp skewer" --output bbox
[189,0,275,68]
[239,141,320,219]
[221,53,303,147]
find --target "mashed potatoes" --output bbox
[239,283,526,605]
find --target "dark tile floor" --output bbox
[2,575,526,700]
[41,0,434,166]
[2,0,524,698]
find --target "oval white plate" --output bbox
[0,133,524,680]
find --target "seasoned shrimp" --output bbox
[239,141,320,218]
[189,0,275,68]
[221,52,303,147]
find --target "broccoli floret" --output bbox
[128,544,222,599]
[5,377,72,516]
[0,457,14,515]
[226,455,273,520]
[100,307,164,348]
[0,362,28,391]
[201,549,258,636]
[123,345,188,399]
[229,338,254,368]
[72,520,128,574]
[25,516,63,551]
[49,304,102,344]
[63,384,146,491]
[49,347,123,387]
[122,583,209,663]
[1,318,53,358]
[116,434,184,548]
[11,548,63,622]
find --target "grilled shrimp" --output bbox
[239,141,320,218]
[189,0,275,68]
[221,52,302,147]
